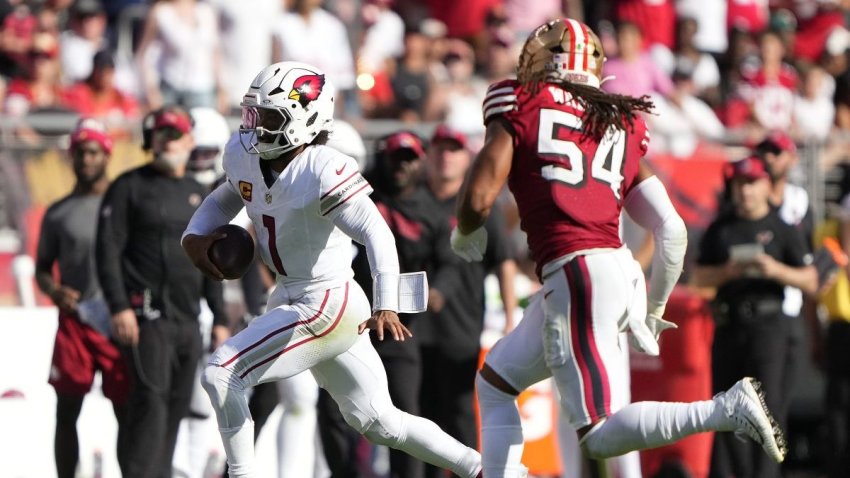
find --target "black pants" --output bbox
[709,313,790,478]
[420,346,479,478]
[248,381,279,439]
[825,320,850,478]
[118,318,201,478]
[317,388,360,478]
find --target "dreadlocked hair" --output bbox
[520,75,654,139]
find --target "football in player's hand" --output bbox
[208,224,255,280]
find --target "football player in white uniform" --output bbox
[182,61,482,478]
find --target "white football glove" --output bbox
[628,302,677,356]
[450,226,488,262]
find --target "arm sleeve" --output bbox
[332,195,400,312]
[182,180,244,241]
[623,176,687,312]
[96,176,132,314]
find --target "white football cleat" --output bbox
[716,377,787,463]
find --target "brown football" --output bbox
[208,224,255,280]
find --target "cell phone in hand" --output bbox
[730,243,764,263]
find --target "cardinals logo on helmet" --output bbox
[289,74,325,108]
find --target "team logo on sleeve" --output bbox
[239,181,253,202]
[320,172,372,216]
[288,74,325,108]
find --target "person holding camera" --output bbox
[694,155,817,478]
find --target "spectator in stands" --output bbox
[694,155,817,478]
[602,21,675,99]
[4,41,65,116]
[648,66,725,157]
[272,0,356,115]
[62,50,139,133]
[675,0,727,57]
[387,26,433,122]
[768,9,797,65]
[4,39,69,144]
[423,0,500,44]
[726,0,768,35]
[35,119,128,478]
[359,0,405,79]
[717,26,759,106]
[425,39,485,126]
[791,1,848,66]
[0,0,37,79]
[135,0,226,112]
[502,0,582,39]
[480,25,516,85]
[59,0,108,85]
[420,125,516,478]
[33,4,63,71]
[605,21,712,157]
[615,0,676,50]
[95,105,229,478]
[356,0,405,119]
[794,64,836,141]
[728,30,798,139]
[652,16,721,106]
[209,0,280,113]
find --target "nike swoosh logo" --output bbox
[335,165,345,175]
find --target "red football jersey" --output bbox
[484,79,649,275]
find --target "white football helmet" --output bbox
[189,107,231,186]
[240,61,335,159]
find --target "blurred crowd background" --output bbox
[0,0,849,252]
[2,0,850,477]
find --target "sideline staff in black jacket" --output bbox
[694,155,816,478]
[96,105,228,478]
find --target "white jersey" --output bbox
[222,139,373,296]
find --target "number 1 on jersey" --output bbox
[262,214,287,276]
[538,108,626,201]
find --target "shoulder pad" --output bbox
[483,79,520,123]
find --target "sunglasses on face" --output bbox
[154,127,185,142]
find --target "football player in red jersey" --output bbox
[452,18,788,478]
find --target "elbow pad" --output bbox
[624,177,687,315]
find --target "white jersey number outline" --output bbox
[538,108,626,201]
